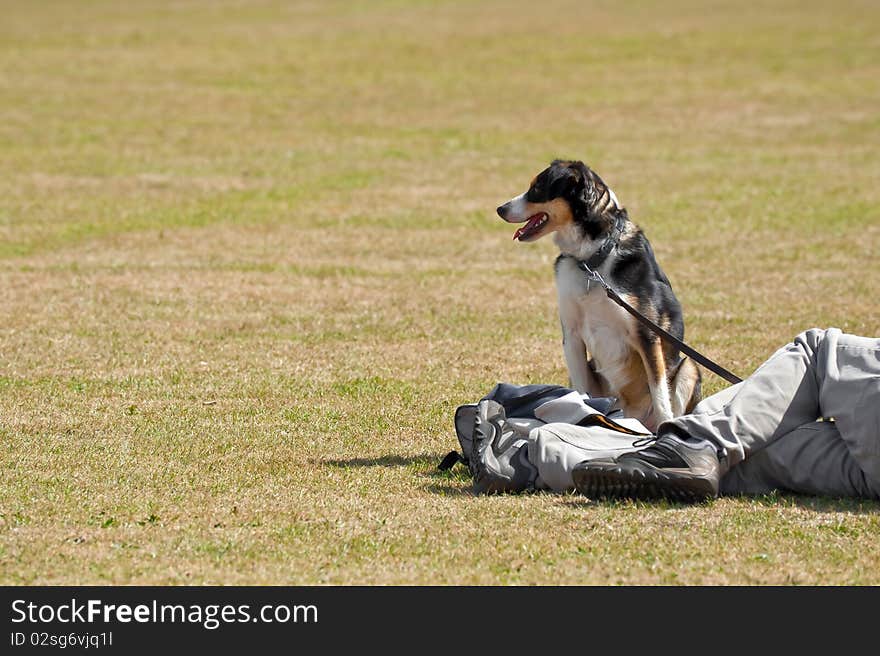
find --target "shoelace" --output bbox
[631,435,658,448]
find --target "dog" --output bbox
[496,159,701,430]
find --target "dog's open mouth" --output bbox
[513,213,549,241]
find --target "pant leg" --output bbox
[720,421,878,498]
[661,328,828,468]
[812,330,880,492]
[662,327,880,496]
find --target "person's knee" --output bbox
[792,327,831,358]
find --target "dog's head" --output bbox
[496,160,623,242]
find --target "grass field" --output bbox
[1,0,879,585]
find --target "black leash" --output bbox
[576,258,743,385]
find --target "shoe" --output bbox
[572,434,723,502]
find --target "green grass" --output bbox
[1,0,879,585]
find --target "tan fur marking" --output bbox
[615,350,651,416]
[643,338,668,383]
[514,197,574,241]
[620,293,641,313]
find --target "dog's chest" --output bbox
[554,259,633,373]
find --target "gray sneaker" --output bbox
[572,434,723,502]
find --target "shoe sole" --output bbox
[572,461,715,502]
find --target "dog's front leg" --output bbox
[638,338,674,427]
[562,328,603,396]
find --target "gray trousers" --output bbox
[662,328,880,498]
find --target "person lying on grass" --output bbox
[571,328,880,502]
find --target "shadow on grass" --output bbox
[558,490,880,512]
[321,452,476,496]
[321,455,880,509]
[422,460,474,496]
[321,454,437,468]
[735,491,880,514]
[557,495,705,510]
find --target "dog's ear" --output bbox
[564,160,601,216]
[577,163,615,215]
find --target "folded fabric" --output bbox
[448,383,652,494]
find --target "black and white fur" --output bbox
[496,160,701,431]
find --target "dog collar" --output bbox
[580,215,624,272]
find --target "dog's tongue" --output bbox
[513,214,543,240]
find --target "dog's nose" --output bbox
[496,204,508,218]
